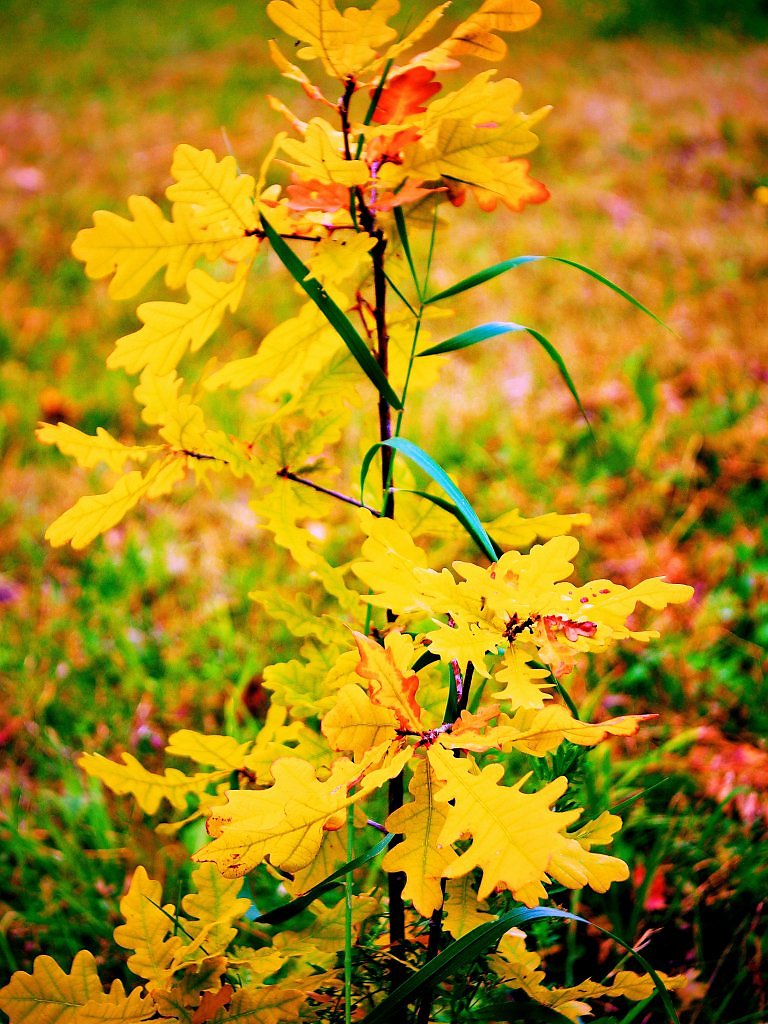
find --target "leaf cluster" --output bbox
[2,1,697,1022]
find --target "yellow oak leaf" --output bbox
[322,683,398,759]
[167,144,257,233]
[355,740,414,797]
[242,704,332,780]
[304,231,376,293]
[491,932,685,1022]
[44,457,185,550]
[78,750,224,815]
[491,645,554,708]
[352,509,430,614]
[36,422,158,472]
[484,508,591,549]
[71,195,239,301]
[279,118,370,186]
[572,810,623,849]
[204,986,305,1024]
[442,877,494,939]
[270,348,365,426]
[180,863,252,957]
[0,950,115,1024]
[134,369,183,425]
[378,3,450,67]
[195,757,360,876]
[248,588,332,640]
[153,393,228,459]
[353,630,422,731]
[267,39,327,102]
[421,71,524,126]
[382,758,458,917]
[424,617,499,677]
[108,265,249,377]
[450,705,619,758]
[267,0,397,79]
[262,647,350,721]
[408,103,546,177]
[422,0,541,66]
[286,827,347,896]
[75,986,156,1024]
[565,576,694,632]
[160,954,229,1006]
[428,742,583,902]
[114,867,184,986]
[204,301,339,400]
[165,731,255,772]
[513,827,629,906]
[488,705,654,757]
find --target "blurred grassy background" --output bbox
[1,0,766,1017]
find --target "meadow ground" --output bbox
[1,1,766,1020]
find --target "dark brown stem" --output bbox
[244,228,323,242]
[416,882,447,1024]
[277,467,382,515]
[339,78,406,989]
[457,662,475,715]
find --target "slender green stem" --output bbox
[344,804,355,1024]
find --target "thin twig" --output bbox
[277,467,382,515]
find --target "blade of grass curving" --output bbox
[384,269,419,316]
[253,833,393,926]
[424,255,541,304]
[417,321,590,427]
[395,486,503,560]
[260,214,402,409]
[360,905,680,1024]
[360,437,496,561]
[608,778,670,816]
[394,205,422,300]
[547,255,670,330]
[425,255,671,331]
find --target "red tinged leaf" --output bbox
[352,630,422,732]
[285,179,351,212]
[366,127,422,166]
[376,181,439,212]
[371,67,441,125]
[191,985,234,1024]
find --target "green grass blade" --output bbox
[425,254,671,332]
[393,205,422,300]
[417,320,590,427]
[260,214,403,410]
[361,905,680,1024]
[395,486,503,561]
[360,437,497,561]
[547,255,671,330]
[424,256,542,304]
[253,832,393,926]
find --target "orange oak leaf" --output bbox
[375,181,438,211]
[371,67,442,125]
[352,630,422,732]
[191,985,233,1024]
[285,179,351,212]
[366,127,422,166]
